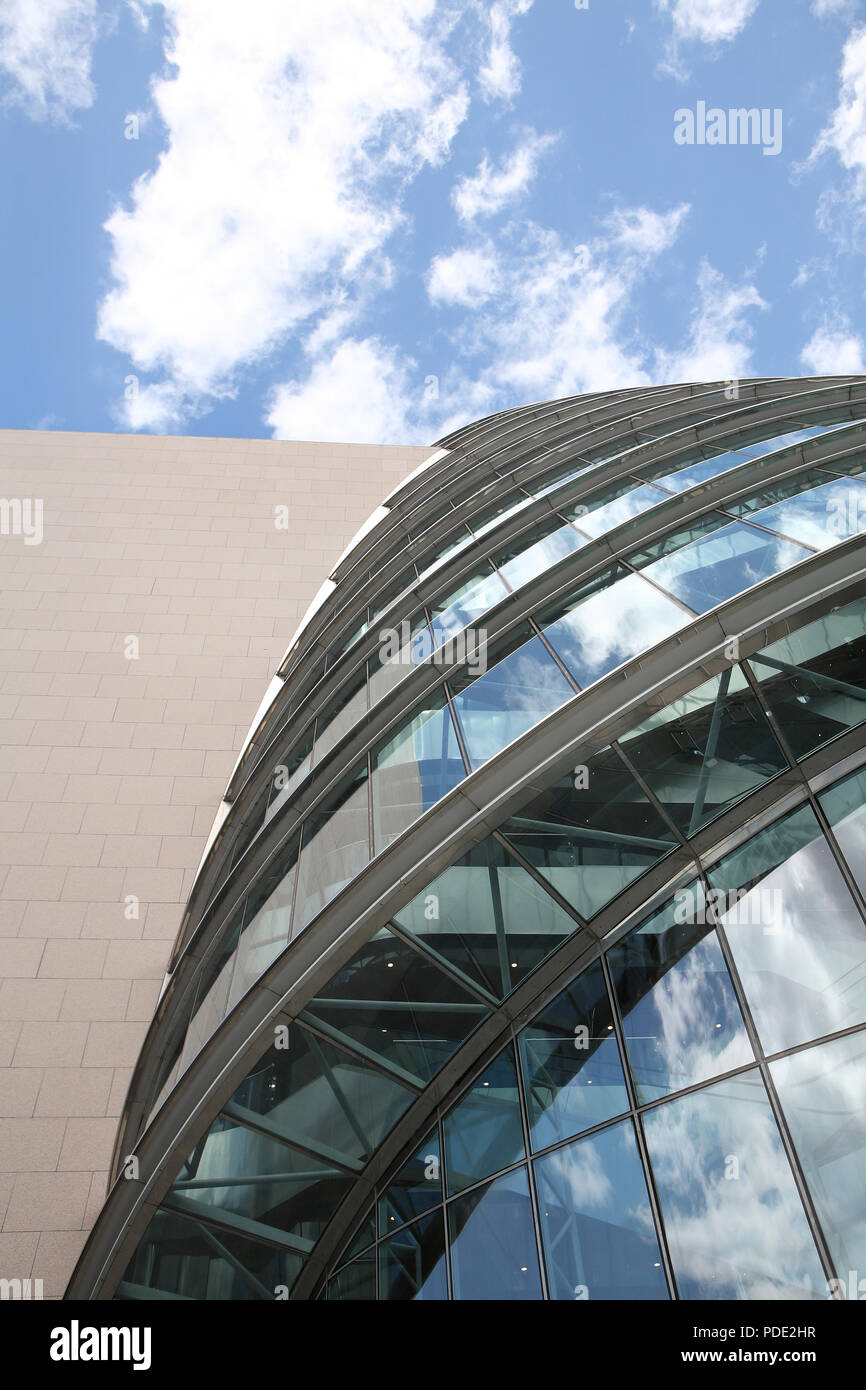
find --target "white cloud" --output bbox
[800,319,866,373]
[97,0,470,430]
[812,27,866,186]
[812,0,855,16]
[452,130,557,222]
[655,0,759,44]
[654,262,767,382]
[267,337,417,444]
[427,247,500,307]
[126,1,150,32]
[477,0,533,104]
[0,0,101,122]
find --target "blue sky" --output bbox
[1,0,866,444]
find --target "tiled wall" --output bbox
[0,429,430,1297]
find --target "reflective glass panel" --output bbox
[312,669,368,764]
[519,959,628,1149]
[443,1047,525,1195]
[535,1119,668,1301]
[618,667,788,836]
[293,765,369,934]
[747,477,866,550]
[371,693,465,852]
[772,1029,866,1291]
[608,885,753,1103]
[450,629,575,770]
[643,1069,825,1300]
[227,835,299,1009]
[501,751,678,921]
[638,520,812,615]
[368,613,434,705]
[392,833,580,998]
[491,517,587,592]
[708,805,866,1054]
[820,764,866,898]
[571,482,670,538]
[541,566,689,687]
[448,1167,542,1300]
[327,1250,375,1300]
[745,594,866,760]
[379,1213,448,1300]
[429,564,508,647]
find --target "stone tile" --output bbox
[4,1172,91,1230]
[0,1119,65,1172]
[35,1068,113,1117]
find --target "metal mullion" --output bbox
[598,950,679,1301]
[510,1031,549,1300]
[489,829,588,935]
[702,878,842,1297]
[302,1026,373,1154]
[617,554,702,621]
[384,919,499,1009]
[298,1012,425,1093]
[610,739,694,855]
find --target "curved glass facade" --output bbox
[67,377,866,1302]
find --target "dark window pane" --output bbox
[230,1031,414,1170]
[708,805,866,1053]
[608,885,753,1103]
[339,1209,375,1266]
[448,1168,542,1300]
[379,1212,448,1301]
[746,595,866,761]
[619,667,788,837]
[327,1250,375,1300]
[643,1070,825,1300]
[519,960,628,1149]
[772,1029,866,1291]
[392,834,580,998]
[227,835,300,1010]
[443,1047,525,1195]
[501,751,678,921]
[535,1119,668,1301]
[119,1209,303,1301]
[167,1114,349,1249]
[379,1128,442,1234]
[303,929,489,1088]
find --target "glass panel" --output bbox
[340,1209,375,1266]
[540,565,689,687]
[501,751,678,921]
[772,1029,866,1292]
[637,520,812,615]
[448,1167,543,1300]
[449,628,575,770]
[519,959,629,1150]
[472,491,534,539]
[428,564,508,648]
[820,764,866,898]
[230,1031,415,1169]
[371,693,465,852]
[747,477,866,550]
[327,1250,376,1300]
[178,903,245,1073]
[618,667,788,837]
[379,1128,442,1234]
[368,612,434,705]
[379,1212,448,1301]
[265,730,313,823]
[723,468,834,518]
[167,1114,349,1247]
[226,834,300,1010]
[491,518,587,591]
[443,1047,525,1195]
[303,929,489,1087]
[535,1119,668,1301]
[708,805,866,1054]
[312,669,368,764]
[392,833,580,998]
[642,1069,825,1300]
[625,510,733,569]
[293,765,369,935]
[642,448,747,494]
[119,1209,304,1301]
[608,885,753,1104]
[745,594,866,760]
[571,482,670,538]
